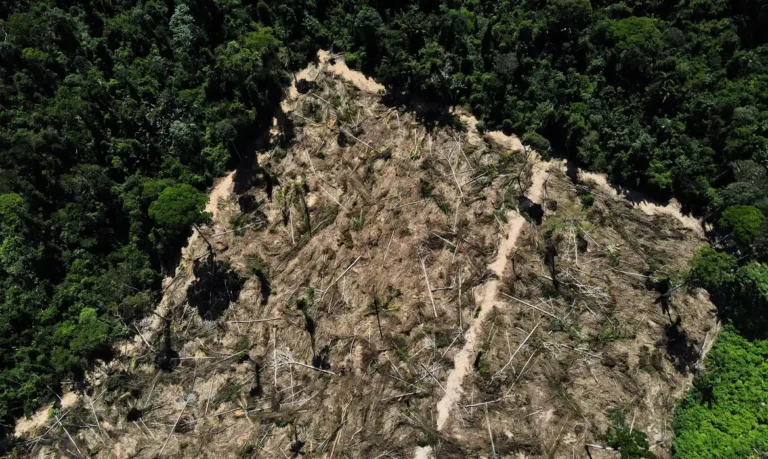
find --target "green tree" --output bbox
[734,262,768,315]
[0,193,24,230]
[720,205,764,247]
[606,17,662,73]
[522,132,552,154]
[673,327,768,458]
[547,0,593,31]
[149,184,210,234]
[149,184,210,254]
[687,247,736,293]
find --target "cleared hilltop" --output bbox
[18,53,715,459]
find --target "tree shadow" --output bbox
[648,277,673,318]
[518,196,543,224]
[661,316,700,374]
[255,270,271,306]
[154,318,179,372]
[187,256,244,321]
[249,360,263,397]
[312,344,331,370]
[379,90,464,132]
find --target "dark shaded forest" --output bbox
[1,0,767,455]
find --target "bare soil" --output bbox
[436,158,554,432]
[18,53,716,459]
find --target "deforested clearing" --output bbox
[19,55,716,458]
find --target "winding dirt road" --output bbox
[435,156,552,432]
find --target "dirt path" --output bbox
[579,171,703,237]
[434,151,552,432]
[15,49,379,442]
[14,391,78,438]
[148,171,236,335]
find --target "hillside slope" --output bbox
[17,54,715,459]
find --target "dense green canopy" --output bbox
[2,0,768,455]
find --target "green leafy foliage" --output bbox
[0,0,287,440]
[604,409,655,458]
[3,0,768,452]
[719,206,764,247]
[687,247,736,293]
[149,184,210,254]
[149,185,209,230]
[673,327,768,458]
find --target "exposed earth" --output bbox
[17,52,716,459]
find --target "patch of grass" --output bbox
[549,317,568,332]
[233,337,251,363]
[272,147,287,162]
[351,214,365,231]
[607,247,622,267]
[238,443,255,458]
[474,351,490,374]
[638,345,664,375]
[434,333,451,349]
[433,195,450,215]
[550,317,585,344]
[248,255,268,278]
[598,318,629,342]
[229,212,250,236]
[215,382,243,405]
[394,343,409,362]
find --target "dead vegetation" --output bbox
[18,54,716,459]
[20,55,534,458]
[445,168,716,458]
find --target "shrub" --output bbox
[580,193,595,208]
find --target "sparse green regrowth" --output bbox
[394,341,409,362]
[351,213,365,231]
[419,178,434,198]
[433,195,451,215]
[215,382,243,406]
[434,333,451,349]
[238,443,255,458]
[607,247,622,267]
[598,318,629,343]
[473,351,490,374]
[604,408,655,459]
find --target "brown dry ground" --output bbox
[443,168,717,458]
[20,55,716,459]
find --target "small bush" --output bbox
[604,408,655,458]
[351,214,365,231]
[434,333,451,349]
[522,131,551,154]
